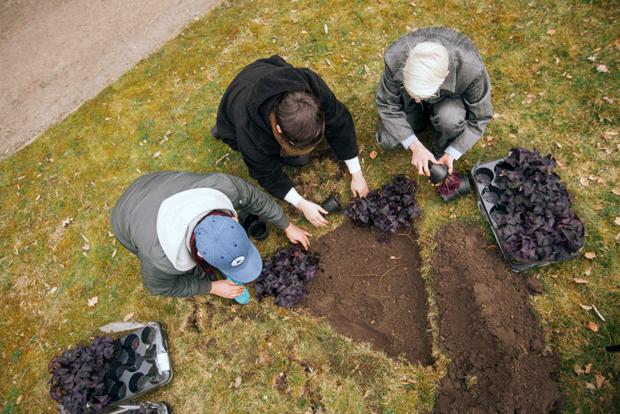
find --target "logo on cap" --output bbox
[230,256,246,267]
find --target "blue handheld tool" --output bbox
[227,277,250,304]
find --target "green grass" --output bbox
[1,0,618,412]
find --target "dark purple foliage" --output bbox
[492,148,584,262]
[437,173,462,200]
[254,245,320,308]
[345,175,421,234]
[49,336,118,414]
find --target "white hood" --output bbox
[156,188,236,271]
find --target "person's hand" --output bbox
[409,141,437,176]
[351,171,369,198]
[298,199,328,227]
[210,280,245,299]
[437,153,454,175]
[284,223,311,250]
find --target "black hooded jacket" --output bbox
[215,55,359,199]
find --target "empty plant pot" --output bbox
[140,327,155,345]
[118,348,137,366]
[238,211,259,230]
[108,360,127,380]
[428,162,449,184]
[320,194,342,214]
[248,220,268,241]
[128,355,145,372]
[107,381,127,401]
[128,372,149,393]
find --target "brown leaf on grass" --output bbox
[573,364,584,375]
[594,373,605,389]
[585,321,599,332]
[573,278,589,284]
[579,176,589,187]
[81,243,90,252]
[584,363,592,374]
[579,304,593,311]
[595,64,609,73]
[123,312,135,322]
[612,188,620,196]
[602,96,614,104]
[546,28,556,35]
[233,376,242,388]
[62,217,73,227]
[585,382,596,391]
[369,150,378,160]
[614,217,620,226]
[153,151,161,159]
[603,131,618,140]
[584,252,596,259]
[88,296,98,307]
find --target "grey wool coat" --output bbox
[111,172,288,297]
[376,27,493,153]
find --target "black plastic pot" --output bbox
[141,327,155,344]
[238,212,259,229]
[428,162,449,184]
[108,361,127,380]
[248,220,268,241]
[442,176,472,202]
[108,381,127,401]
[123,334,140,351]
[128,372,148,392]
[320,194,342,214]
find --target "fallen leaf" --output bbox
[88,296,98,307]
[602,96,614,104]
[123,312,135,322]
[81,243,90,252]
[492,112,501,119]
[584,363,592,374]
[369,150,378,160]
[595,64,609,73]
[16,395,22,405]
[111,249,117,259]
[573,364,584,375]
[233,376,242,388]
[579,176,589,187]
[153,151,161,158]
[546,28,556,35]
[585,321,599,332]
[584,252,596,259]
[587,55,597,62]
[585,382,596,391]
[594,373,605,389]
[612,188,620,196]
[62,217,73,227]
[573,278,589,284]
[614,217,620,226]
[323,24,328,35]
[49,286,58,295]
[584,268,592,276]
[603,131,618,140]
[579,304,593,311]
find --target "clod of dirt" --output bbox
[432,224,560,413]
[526,276,545,294]
[302,222,432,365]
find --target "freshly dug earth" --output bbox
[302,222,432,365]
[432,223,560,413]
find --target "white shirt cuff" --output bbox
[444,146,463,160]
[284,187,303,207]
[401,134,419,150]
[344,157,361,174]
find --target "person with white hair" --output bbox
[376,27,493,176]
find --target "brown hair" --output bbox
[274,91,325,149]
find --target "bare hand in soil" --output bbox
[409,141,437,176]
[298,199,328,227]
[350,171,369,198]
[437,153,454,174]
[210,280,244,299]
[284,223,311,250]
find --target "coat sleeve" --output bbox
[308,71,358,160]
[450,67,493,154]
[215,173,289,229]
[139,254,212,297]
[238,141,295,200]
[375,60,415,149]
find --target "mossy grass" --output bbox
[1,0,618,412]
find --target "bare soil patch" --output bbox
[302,222,432,365]
[432,223,560,413]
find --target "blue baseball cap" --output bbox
[194,215,263,283]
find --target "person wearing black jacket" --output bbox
[213,55,369,227]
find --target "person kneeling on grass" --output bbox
[376,27,493,176]
[212,55,369,227]
[111,171,309,299]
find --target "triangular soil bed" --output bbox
[432,223,560,413]
[301,222,433,365]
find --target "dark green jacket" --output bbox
[111,171,288,297]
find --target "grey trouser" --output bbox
[376,96,466,157]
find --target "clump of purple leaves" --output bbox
[345,175,421,235]
[492,147,584,262]
[437,172,462,201]
[49,336,118,414]
[254,245,320,308]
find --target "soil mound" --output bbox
[432,224,560,413]
[302,222,432,365]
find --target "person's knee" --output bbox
[432,105,465,138]
[375,125,399,150]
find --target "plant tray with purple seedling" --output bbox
[471,148,584,272]
[53,322,173,414]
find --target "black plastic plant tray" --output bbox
[105,401,170,414]
[471,158,581,272]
